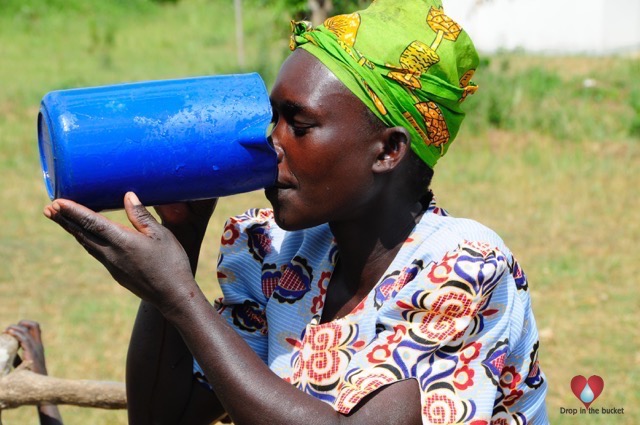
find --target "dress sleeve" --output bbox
[334,240,547,424]
[194,209,276,382]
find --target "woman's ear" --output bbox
[372,126,411,173]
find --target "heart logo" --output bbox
[571,375,604,408]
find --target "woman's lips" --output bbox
[265,182,293,200]
[273,181,295,189]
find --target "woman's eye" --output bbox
[291,126,307,136]
[290,120,314,137]
[291,125,310,137]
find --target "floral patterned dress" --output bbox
[195,200,548,424]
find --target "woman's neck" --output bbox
[328,199,425,295]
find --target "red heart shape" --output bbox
[570,375,604,408]
[570,375,587,401]
[587,375,604,401]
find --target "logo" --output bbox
[560,374,625,416]
[570,375,604,408]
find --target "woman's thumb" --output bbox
[124,192,159,235]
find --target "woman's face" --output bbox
[265,49,384,231]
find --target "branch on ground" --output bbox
[0,332,126,410]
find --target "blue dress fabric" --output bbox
[194,200,548,424]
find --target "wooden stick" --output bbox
[0,334,18,378]
[0,370,126,410]
[0,332,126,410]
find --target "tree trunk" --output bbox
[308,0,333,26]
[234,0,245,69]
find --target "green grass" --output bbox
[433,130,639,424]
[1,1,639,424]
[463,53,639,141]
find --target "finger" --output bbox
[5,328,39,362]
[124,192,161,237]
[45,203,109,253]
[155,199,217,224]
[17,320,43,344]
[5,324,25,337]
[154,203,190,224]
[44,200,125,252]
[5,326,30,346]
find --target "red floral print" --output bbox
[503,389,524,407]
[453,364,475,390]
[221,218,240,246]
[423,391,458,424]
[500,365,522,390]
[311,271,331,314]
[461,342,482,364]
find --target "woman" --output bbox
[44,0,548,423]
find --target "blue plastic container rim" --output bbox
[37,107,57,201]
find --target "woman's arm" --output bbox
[168,289,422,425]
[44,193,422,425]
[125,198,227,425]
[126,300,225,425]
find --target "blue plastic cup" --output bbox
[38,73,276,211]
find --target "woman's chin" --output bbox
[270,204,314,232]
[264,188,325,231]
[272,208,300,231]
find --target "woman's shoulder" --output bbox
[420,204,511,259]
[399,204,531,306]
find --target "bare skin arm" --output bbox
[125,200,226,425]
[126,300,226,425]
[4,320,63,425]
[43,193,422,425]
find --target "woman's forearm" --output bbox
[126,300,224,425]
[126,205,224,425]
[167,290,421,425]
[165,289,343,425]
[37,404,63,425]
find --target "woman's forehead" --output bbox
[271,50,354,111]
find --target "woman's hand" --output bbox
[4,320,48,375]
[153,199,217,273]
[154,199,217,246]
[44,192,197,314]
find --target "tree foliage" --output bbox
[251,0,372,25]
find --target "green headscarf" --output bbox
[290,0,479,168]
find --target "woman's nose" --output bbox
[267,111,283,163]
[272,138,284,163]
[269,128,284,163]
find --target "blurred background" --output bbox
[0,0,638,423]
